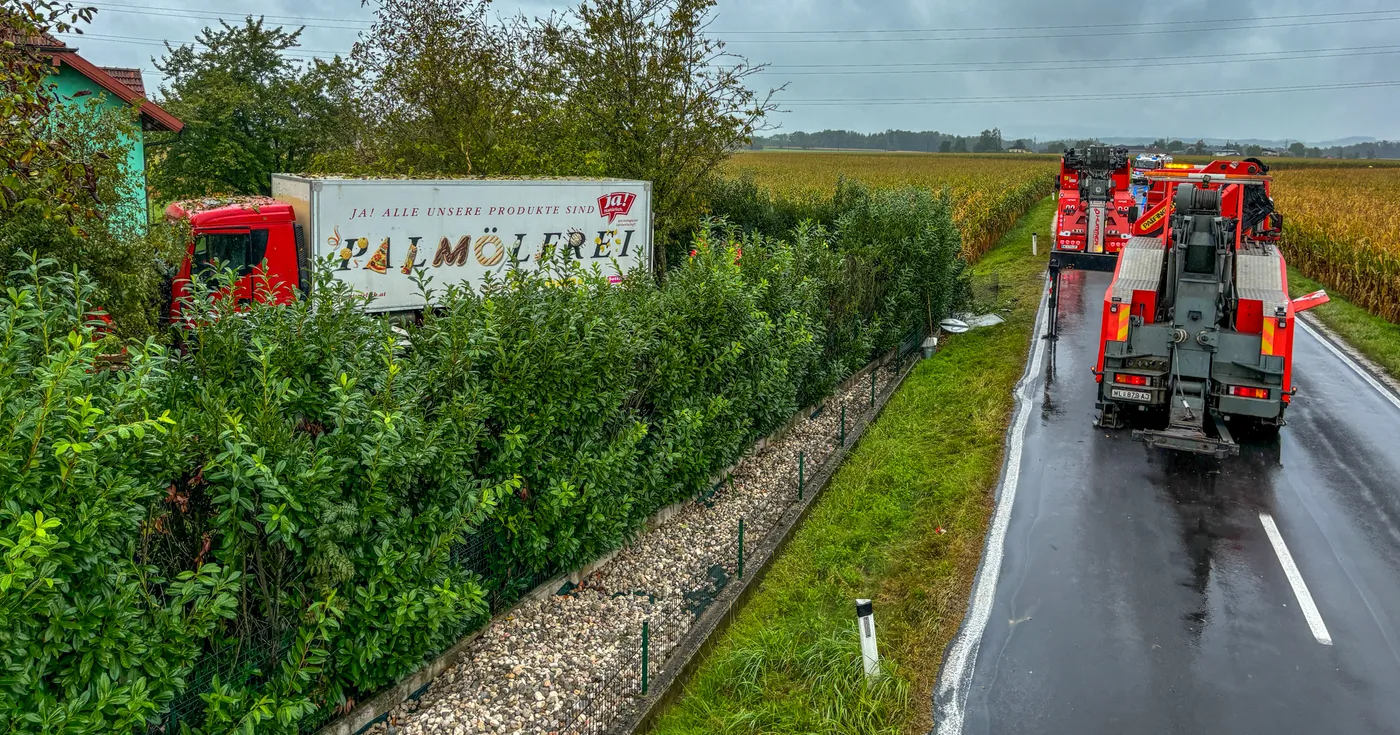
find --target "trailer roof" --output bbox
[273,174,648,183]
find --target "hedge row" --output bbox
[0,181,963,733]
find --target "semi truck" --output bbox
[163,176,654,319]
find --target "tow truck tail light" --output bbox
[1114,373,1150,386]
[1230,386,1269,399]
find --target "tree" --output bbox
[0,1,102,224]
[951,137,969,153]
[1011,139,1029,150]
[1245,144,1263,157]
[148,18,355,199]
[1288,141,1307,156]
[1167,140,1185,152]
[0,98,184,336]
[341,0,563,178]
[938,139,952,153]
[547,0,779,274]
[974,127,1003,152]
[2,4,182,336]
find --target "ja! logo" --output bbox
[598,192,637,224]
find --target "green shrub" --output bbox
[0,98,184,340]
[704,178,966,405]
[160,267,504,728]
[0,256,238,734]
[0,177,965,731]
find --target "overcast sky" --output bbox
[62,0,1400,144]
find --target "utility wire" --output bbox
[82,1,373,29]
[782,79,1400,106]
[66,32,1400,74]
[716,8,1400,34]
[757,46,1400,75]
[80,3,1400,36]
[722,15,1400,43]
[56,32,342,59]
[764,43,1400,69]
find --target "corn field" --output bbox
[724,151,1057,260]
[1274,165,1400,322]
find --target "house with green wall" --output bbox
[24,32,183,230]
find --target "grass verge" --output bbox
[1287,268,1400,382]
[650,198,1054,735]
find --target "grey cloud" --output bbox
[73,0,1400,142]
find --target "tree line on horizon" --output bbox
[751,129,1400,159]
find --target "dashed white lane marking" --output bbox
[1260,512,1333,646]
[934,277,1051,734]
[1297,319,1400,412]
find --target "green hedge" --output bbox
[705,178,966,405]
[0,181,963,733]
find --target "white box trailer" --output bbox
[269,175,653,313]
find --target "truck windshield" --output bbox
[194,230,268,277]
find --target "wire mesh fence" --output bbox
[151,352,920,735]
[548,627,646,735]
[152,620,295,733]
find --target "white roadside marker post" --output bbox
[1032,232,1038,256]
[856,598,881,683]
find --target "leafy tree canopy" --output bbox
[149,17,356,199]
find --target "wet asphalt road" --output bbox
[938,269,1400,735]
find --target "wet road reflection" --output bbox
[946,269,1400,735]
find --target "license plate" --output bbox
[1111,388,1152,402]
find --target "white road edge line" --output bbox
[1297,319,1400,411]
[1259,512,1333,646]
[934,275,1051,735]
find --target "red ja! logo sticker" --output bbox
[598,192,636,224]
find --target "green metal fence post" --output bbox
[738,518,745,579]
[641,621,650,695]
[798,451,805,500]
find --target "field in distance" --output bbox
[724,150,1056,259]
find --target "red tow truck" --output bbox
[1052,146,1139,272]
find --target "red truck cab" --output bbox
[165,197,309,320]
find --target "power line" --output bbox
[764,43,1400,69]
[722,14,1400,43]
[83,1,373,29]
[781,79,1400,106]
[755,46,1400,75]
[56,31,343,59]
[715,8,1400,34]
[82,3,1400,38]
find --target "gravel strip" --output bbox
[373,362,903,735]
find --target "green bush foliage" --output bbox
[704,177,966,404]
[0,98,185,339]
[0,256,239,734]
[0,179,963,732]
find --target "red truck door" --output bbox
[190,227,267,304]
[172,224,301,318]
